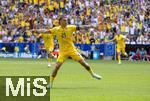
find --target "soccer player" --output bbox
[34,17,102,88]
[38,33,54,67]
[108,31,128,64]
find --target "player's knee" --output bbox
[117,52,121,55]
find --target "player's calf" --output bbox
[78,59,102,80]
[51,62,62,77]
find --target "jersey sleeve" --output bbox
[121,35,125,40]
[114,35,117,41]
[69,25,77,32]
[50,27,58,35]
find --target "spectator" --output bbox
[0,0,149,46]
[24,45,30,54]
[129,51,136,61]
[135,48,141,60]
[140,48,149,61]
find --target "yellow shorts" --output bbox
[117,47,126,54]
[57,51,83,63]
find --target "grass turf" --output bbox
[0,58,150,101]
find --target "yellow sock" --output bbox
[88,69,94,75]
[48,58,52,63]
[50,76,55,83]
[118,55,121,63]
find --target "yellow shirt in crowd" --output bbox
[60,1,64,8]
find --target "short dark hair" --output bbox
[59,16,67,24]
[59,17,63,23]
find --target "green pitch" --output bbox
[0,58,150,101]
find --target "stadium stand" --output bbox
[0,0,149,59]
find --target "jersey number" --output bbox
[61,32,66,38]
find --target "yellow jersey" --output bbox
[40,33,54,47]
[50,25,77,53]
[60,1,64,8]
[18,36,24,43]
[114,34,126,48]
[24,0,29,3]
[33,0,38,5]
[39,0,45,5]
[49,4,54,11]
[120,24,125,32]
[15,46,19,52]
[54,1,59,9]
[86,8,91,16]
[29,0,33,4]
[21,21,26,27]
[138,23,143,29]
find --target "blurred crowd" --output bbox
[128,47,150,61]
[0,0,150,45]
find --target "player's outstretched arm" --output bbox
[105,38,115,43]
[109,38,115,42]
[125,37,130,42]
[77,25,97,30]
[31,29,51,33]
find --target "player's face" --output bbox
[60,18,67,28]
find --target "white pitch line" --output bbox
[0,61,55,65]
